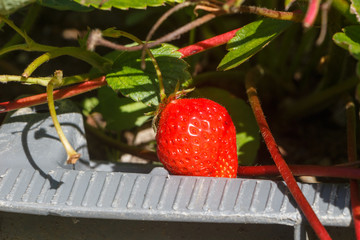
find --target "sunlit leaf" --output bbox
[106,44,191,106]
[218,18,292,71]
[73,0,183,10]
[96,87,151,132]
[333,25,360,60]
[37,0,93,11]
[0,0,35,15]
[350,0,360,22]
[285,0,296,10]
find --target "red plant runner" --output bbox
[303,0,321,28]
[177,28,240,58]
[245,72,331,239]
[0,77,106,112]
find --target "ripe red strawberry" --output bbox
[156,98,238,178]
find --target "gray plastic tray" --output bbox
[0,100,353,239]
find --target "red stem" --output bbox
[350,180,360,239]
[177,28,240,58]
[238,165,360,180]
[346,101,360,240]
[0,76,106,112]
[245,70,331,240]
[303,0,321,28]
[0,27,240,113]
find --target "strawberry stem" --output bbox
[303,0,321,28]
[0,15,31,42]
[47,70,80,164]
[22,47,111,78]
[0,76,106,113]
[245,67,331,240]
[346,100,360,240]
[235,5,303,22]
[88,29,166,102]
[119,31,166,102]
[178,28,241,58]
[141,1,193,68]
[1,4,41,53]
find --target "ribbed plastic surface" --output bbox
[0,167,351,227]
[0,100,352,232]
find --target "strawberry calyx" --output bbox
[150,87,195,132]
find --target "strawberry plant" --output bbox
[1,0,360,239]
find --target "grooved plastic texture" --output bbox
[0,167,352,227]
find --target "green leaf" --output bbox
[350,0,360,22]
[37,0,93,11]
[284,0,296,10]
[73,0,183,10]
[333,25,360,60]
[106,44,191,106]
[217,18,292,71]
[0,0,35,15]
[96,87,151,132]
[102,27,124,38]
[190,87,260,166]
[81,97,99,116]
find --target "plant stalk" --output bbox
[0,76,106,113]
[22,47,112,77]
[346,101,360,240]
[88,29,166,102]
[245,67,331,240]
[303,0,321,28]
[1,4,41,51]
[47,71,80,164]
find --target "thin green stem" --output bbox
[0,16,111,75]
[47,71,80,164]
[0,75,51,86]
[188,14,196,45]
[22,47,112,77]
[2,4,41,50]
[0,15,29,41]
[107,30,166,102]
[22,52,53,78]
[346,100,360,239]
[0,43,55,56]
[0,72,103,87]
[236,5,303,22]
[141,1,193,68]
